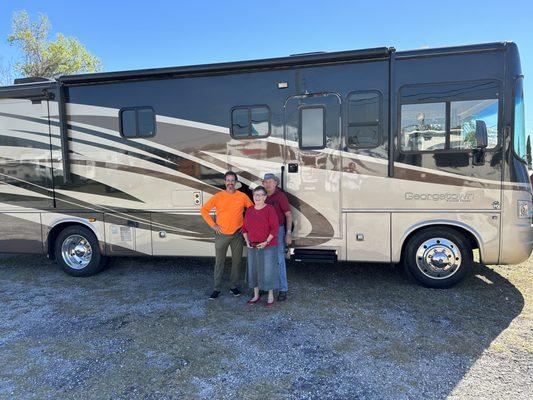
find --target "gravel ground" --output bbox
[0,253,531,400]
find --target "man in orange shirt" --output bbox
[201,171,253,299]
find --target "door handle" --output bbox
[288,163,298,173]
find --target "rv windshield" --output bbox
[514,78,527,160]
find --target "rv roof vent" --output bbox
[14,77,55,85]
[289,51,327,57]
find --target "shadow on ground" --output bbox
[0,255,525,399]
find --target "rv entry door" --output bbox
[283,93,342,243]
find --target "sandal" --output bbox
[247,297,260,305]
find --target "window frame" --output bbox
[298,104,327,150]
[398,79,502,155]
[346,89,383,149]
[119,106,157,139]
[230,104,271,139]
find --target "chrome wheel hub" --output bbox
[415,238,461,280]
[61,235,92,269]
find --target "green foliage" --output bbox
[7,10,101,78]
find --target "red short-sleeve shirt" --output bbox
[242,204,278,248]
[265,188,291,226]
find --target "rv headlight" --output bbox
[517,200,531,219]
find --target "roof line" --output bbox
[58,47,392,84]
[395,41,509,59]
[1,42,514,88]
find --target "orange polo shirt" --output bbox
[201,190,253,235]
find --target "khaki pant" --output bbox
[213,232,244,291]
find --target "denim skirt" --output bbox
[246,246,279,290]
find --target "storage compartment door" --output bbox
[346,213,390,262]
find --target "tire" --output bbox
[54,225,106,277]
[402,227,472,288]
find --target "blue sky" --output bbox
[1,0,532,134]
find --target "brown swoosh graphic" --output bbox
[64,113,527,191]
[68,159,220,195]
[197,153,335,243]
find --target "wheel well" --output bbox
[46,222,96,260]
[400,224,480,262]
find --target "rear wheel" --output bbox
[403,227,472,288]
[54,226,106,277]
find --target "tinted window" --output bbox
[231,108,249,137]
[300,107,325,149]
[347,91,381,148]
[450,99,498,149]
[514,78,526,160]
[400,81,500,152]
[401,103,446,151]
[120,107,155,138]
[121,110,137,138]
[231,106,270,138]
[138,108,155,137]
[251,107,269,136]
[348,126,380,148]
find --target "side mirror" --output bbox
[527,136,532,169]
[475,120,488,149]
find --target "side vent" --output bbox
[291,248,337,263]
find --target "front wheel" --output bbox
[403,228,472,288]
[54,226,106,277]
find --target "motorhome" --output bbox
[0,42,531,287]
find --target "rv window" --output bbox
[121,110,137,138]
[400,103,446,151]
[299,106,325,149]
[450,99,498,149]
[232,108,249,137]
[251,107,269,136]
[399,80,500,153]
[138,108,156,136]
[230,106,270,139]
[119,107,156,138]
[513,78,527,160]
[347,91,381,148]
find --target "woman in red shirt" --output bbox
[242,186,279,307]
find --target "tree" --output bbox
[0,57,14,86]
[7,11,101,79]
